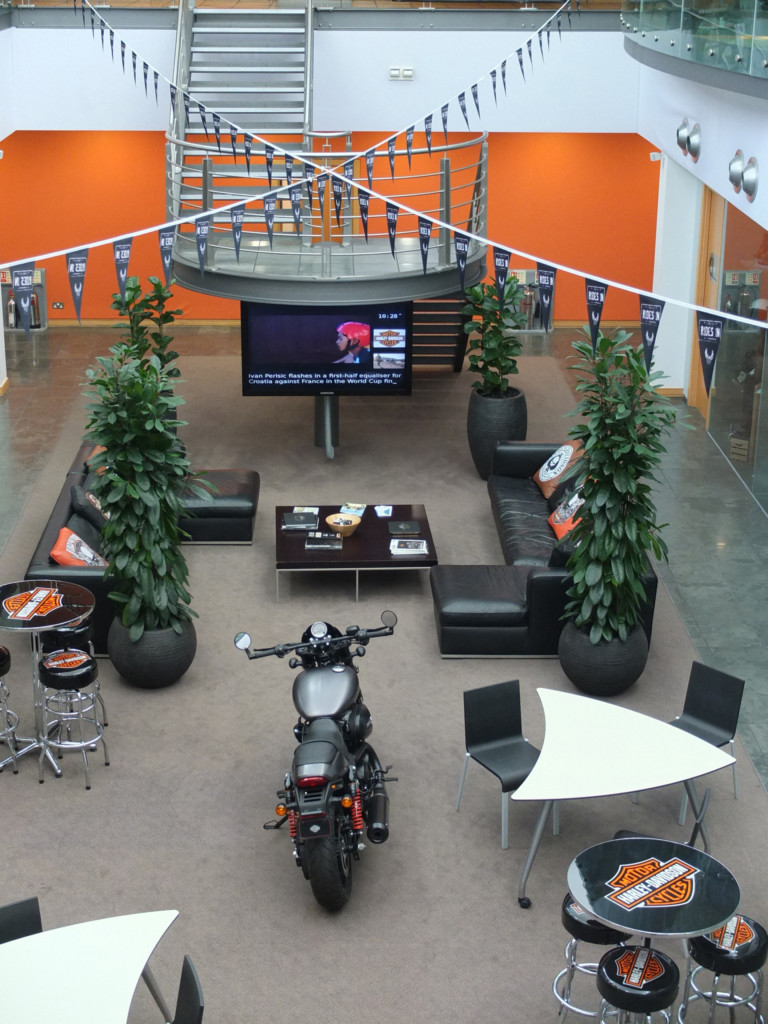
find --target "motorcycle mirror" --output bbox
[234,632,252,651]
[381,610,397,628]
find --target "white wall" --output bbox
[312,30,642,133]
[0,31,14,142]
[1,26,174,139]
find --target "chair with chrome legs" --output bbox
[0,897,42,944]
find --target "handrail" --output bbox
[303,0,313,135]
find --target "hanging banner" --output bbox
[198,103,209,140]
[289,184,303,234]
[265,144,274,188]
[285,152,293,186]
[12,262,35,338]
[386,202,398,257]
[471,83,480,119]
[454,232,470,293]
[332,176,344,227]
[304,163,314,212]
[406,126,414,168]
[195,216,210,277]
[158,227,174,286]
[537,263,557,332]
[425,114,433,156]
[388,137,396,179]
[67,248,88,322]
[343,160,355,203]
[263,196,276,249]
[113,238,132,301]
[230,124,238,163]
[639,294,665,371]
[366,150,375,191]
[243,134,252,176]
[230,204,245,262]
[585,279,607,351]
[493,246,510,301]
[696,311,723,396]
[418,217,432,275]
[517,48,525,80]
[212,113,221,153]
[491,69,498,105]
[317,173,327,223]
[501,59,507,93]
[359,192,369,241]
[458,92,470,129]
[441,103,449,142]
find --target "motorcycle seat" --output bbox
[304,717,345,748]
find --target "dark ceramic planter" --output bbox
[558,620,648,697]
[466,387,528,480]
[107,617,197,689]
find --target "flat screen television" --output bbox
[240,300,413,397]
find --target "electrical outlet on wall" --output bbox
[52,302,64,309]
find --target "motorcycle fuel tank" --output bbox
[293,664,360,719]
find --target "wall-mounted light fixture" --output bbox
[728,150,759,201]
[676,118,701,163]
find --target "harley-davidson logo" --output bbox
[614,947,666,988]
[606,857,699,910]
[43,650,89,670]
[3,587,63,622]
[710,916,754,950]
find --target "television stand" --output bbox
[314,395,339,459]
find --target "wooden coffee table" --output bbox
[275,504,438,600]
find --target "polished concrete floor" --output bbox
[3,321,767,791]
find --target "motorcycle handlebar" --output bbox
[235,613,396,661]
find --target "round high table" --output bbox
[0,579,95,777]
[567,837,740,939]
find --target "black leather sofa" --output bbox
[429,441,657,657]
[25,446,260,654]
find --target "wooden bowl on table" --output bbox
[325,513,361,537]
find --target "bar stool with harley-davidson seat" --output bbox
[0,645,20,774]
[553,892,632,1018]
[596,945,679,1023]
[40,620,107,727]
[38,648,109,789]
[677,913,768,1022]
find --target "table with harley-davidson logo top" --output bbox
[275,504,437,601]
[567,837,740,939]
[0,579,95,776]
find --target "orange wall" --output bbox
[0,129,659,322]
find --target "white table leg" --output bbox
[517,799,554,908]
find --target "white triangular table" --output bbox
[511,689,735,908]
[0,909,178,1023]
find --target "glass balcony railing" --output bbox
[622,0,768,80]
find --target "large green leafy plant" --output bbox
[462,277,527,395]
[564,329,676,644]
[83,349,199,641]
[111,275,182,377]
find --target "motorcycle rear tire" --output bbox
[304,818,352,912]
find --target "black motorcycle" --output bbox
[234,611,397,911]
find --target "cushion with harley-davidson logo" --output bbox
[548,491,584,539]
[70,484,109,529]
[50,527,108,568]
[533,442,583,499]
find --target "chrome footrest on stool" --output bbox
[677,964,764,1022]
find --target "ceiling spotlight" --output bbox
[676,119,701,162]
[729,150,744,192]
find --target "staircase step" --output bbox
[189,85,304,94]
[189,66,304,74]
[191,46,305,54]
[193,26,305,34]
[193,7,305,15]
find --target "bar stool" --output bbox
[38,648,109,790]
[554,892,632,1018]
[41,621,107,727]
[597,945,679,1023]
[0,646,20,774]
[677,914,767,1022]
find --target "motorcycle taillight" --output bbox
[296,775,327,789]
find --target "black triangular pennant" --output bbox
[527,39,533,68]
[491,69,497,105]
[696,311,723,396]
[458,92,470,129]
[517,48,525,81]
[304,163,314,212]
[639,295,665,371]
[418,217,432,275]
[158,227,174,286]
[501,60,507,93]
[230,205,245,262]
[198,103,209,140]
[424,114,433,156]
[386,202,398,257]
[113,238,132,302]
[196,216,210,276]
[265,145,274,189]
[343,160,355,204]
[493,246,510,301]
[332,176,344,227]
[406,126,414,168]
[120,40,126,72]
[153,70,159,104]
[359,192,369,241]
[285,152,293,186]
[67,249,88,323]
[585,279,607,351]
[289,184,303,234]
[366,150,375,191]
[143,62,149,95]
[212,113,221,153]
[244,134,252,176]
[317,173,327,223]
[454,232,469,293]
[110,29,114,59]
[441,103,449,142]
[132,52,137,84]
[230,124,238,163]
[263,196,276,249]
[11,262,35,339]
[471,83,480,119]
[536,263,556,333]
[388,137,396,179]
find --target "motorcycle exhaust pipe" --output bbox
[366,784,389,844]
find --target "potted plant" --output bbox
[83,347,201,688]
[557,328,677,695]
[111,275,182,377]
[463,276,528,478]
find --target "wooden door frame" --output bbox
[689,187,725,423]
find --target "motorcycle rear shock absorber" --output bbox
[351,789,364,833]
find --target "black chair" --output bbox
[456,679,540,850]
[670,662,744,823]
[172,955,204,1024]
[0,897,42,944]
[614,788,711,849]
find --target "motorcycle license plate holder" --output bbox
[299,818,332,839]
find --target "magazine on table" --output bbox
[389,538,429,556]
